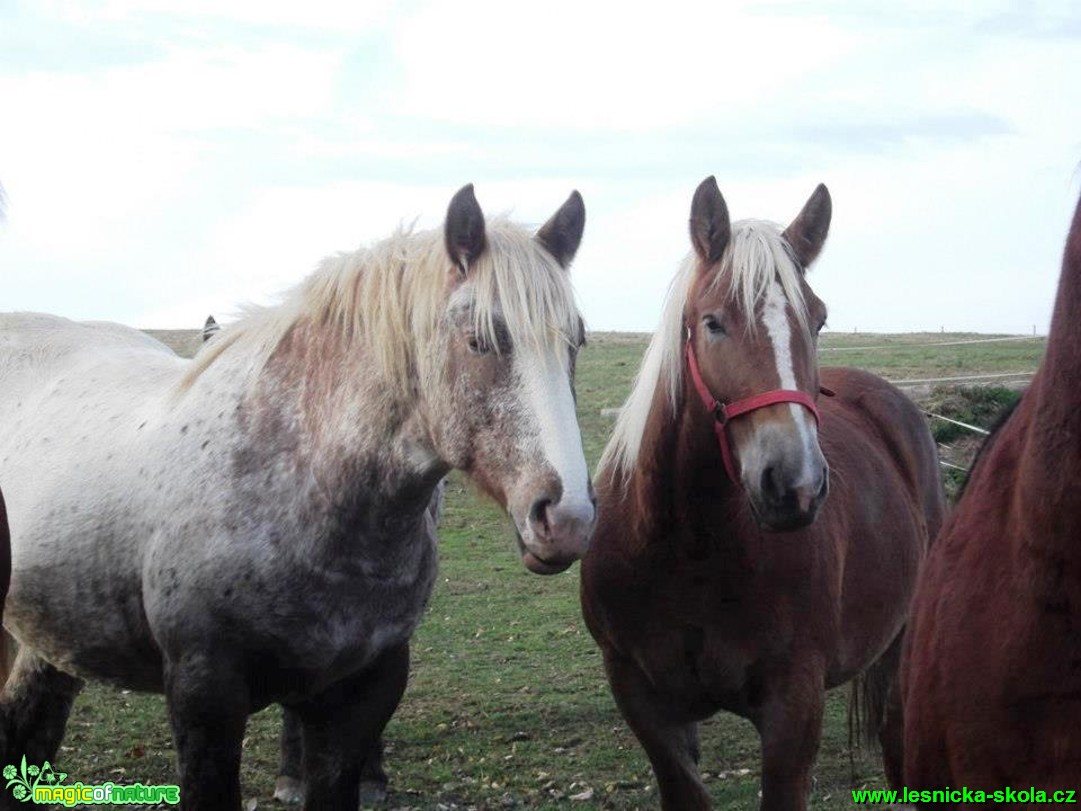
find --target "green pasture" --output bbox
[49,331,1044,809]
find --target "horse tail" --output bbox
[847,632,905,788]
[848,658,890,748]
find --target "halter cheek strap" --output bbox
[684,338,827,484]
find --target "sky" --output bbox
[1,0,1080,335]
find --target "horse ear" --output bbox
[445,184,487,272]
[689,176,731,265]
[202,314,220,343]
[783,184,832,268]
[536,191,585,269]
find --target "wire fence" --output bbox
[923,412,990,436]
[820,335,1043,352]
[939,460,970,472]
[890,371,1034,386]
[819,333,1041,389]
[924,409,998,474]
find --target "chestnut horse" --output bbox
[0,185,594,810]
[581,177,945,810]
[903,189,1081,799]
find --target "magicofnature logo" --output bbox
[3,756,179,806]
[3,757,66,802]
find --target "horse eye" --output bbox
[703,315,726,336]
[467,335,490,355]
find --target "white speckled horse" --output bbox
[199,312,445,806]
[0,185,594,810]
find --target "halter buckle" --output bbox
[713,401,729,425]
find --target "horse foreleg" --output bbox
[164,654,248,811]
[753,665,825,811]
[275,705,390,807]
[0,650,81,774]
[356,734,390,806]
[274,707,305,805]
[604,652,712,811]
[294,643,408,811]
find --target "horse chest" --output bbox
[280,566,433,661]
[633,624,755,710]
[600,531,837,704]
[618,569,789,711]
[145,516,440,696]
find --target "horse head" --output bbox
[683,177,832,531]
[425,185,595,573]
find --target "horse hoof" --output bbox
[357,779,387,807]
[273,776,305,805]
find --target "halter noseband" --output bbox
[684,334,830,484]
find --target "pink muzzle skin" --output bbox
[684,337,834,484]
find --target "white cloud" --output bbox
[36,0,400,31]
[392,0,851,131]
[0,42,346,269]
[0,45,343,136]
[3,0,1080,336]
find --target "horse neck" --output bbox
[615,383,741,558]
[230,320,446,521]
[1016,195,1081,550]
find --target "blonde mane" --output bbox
[599,219,808,480]
[180,218,582,398]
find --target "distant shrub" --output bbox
[926,386,1023,445]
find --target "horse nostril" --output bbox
[529,498,553,538]
[760,466,783,500]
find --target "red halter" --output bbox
[684,337,828,484]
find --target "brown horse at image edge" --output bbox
[902,188,1081,799]
[582,177,946,810]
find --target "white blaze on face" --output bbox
[759,280,820,486]
[514,345,592,517]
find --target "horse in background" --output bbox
[581,177,945,810]
[201,315,220,342]
[903,189,1081,799]
[0,184,593,811]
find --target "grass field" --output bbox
[41,330,1045,809]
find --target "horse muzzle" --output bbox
[748,463,829,532]
[516,492,596,575]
